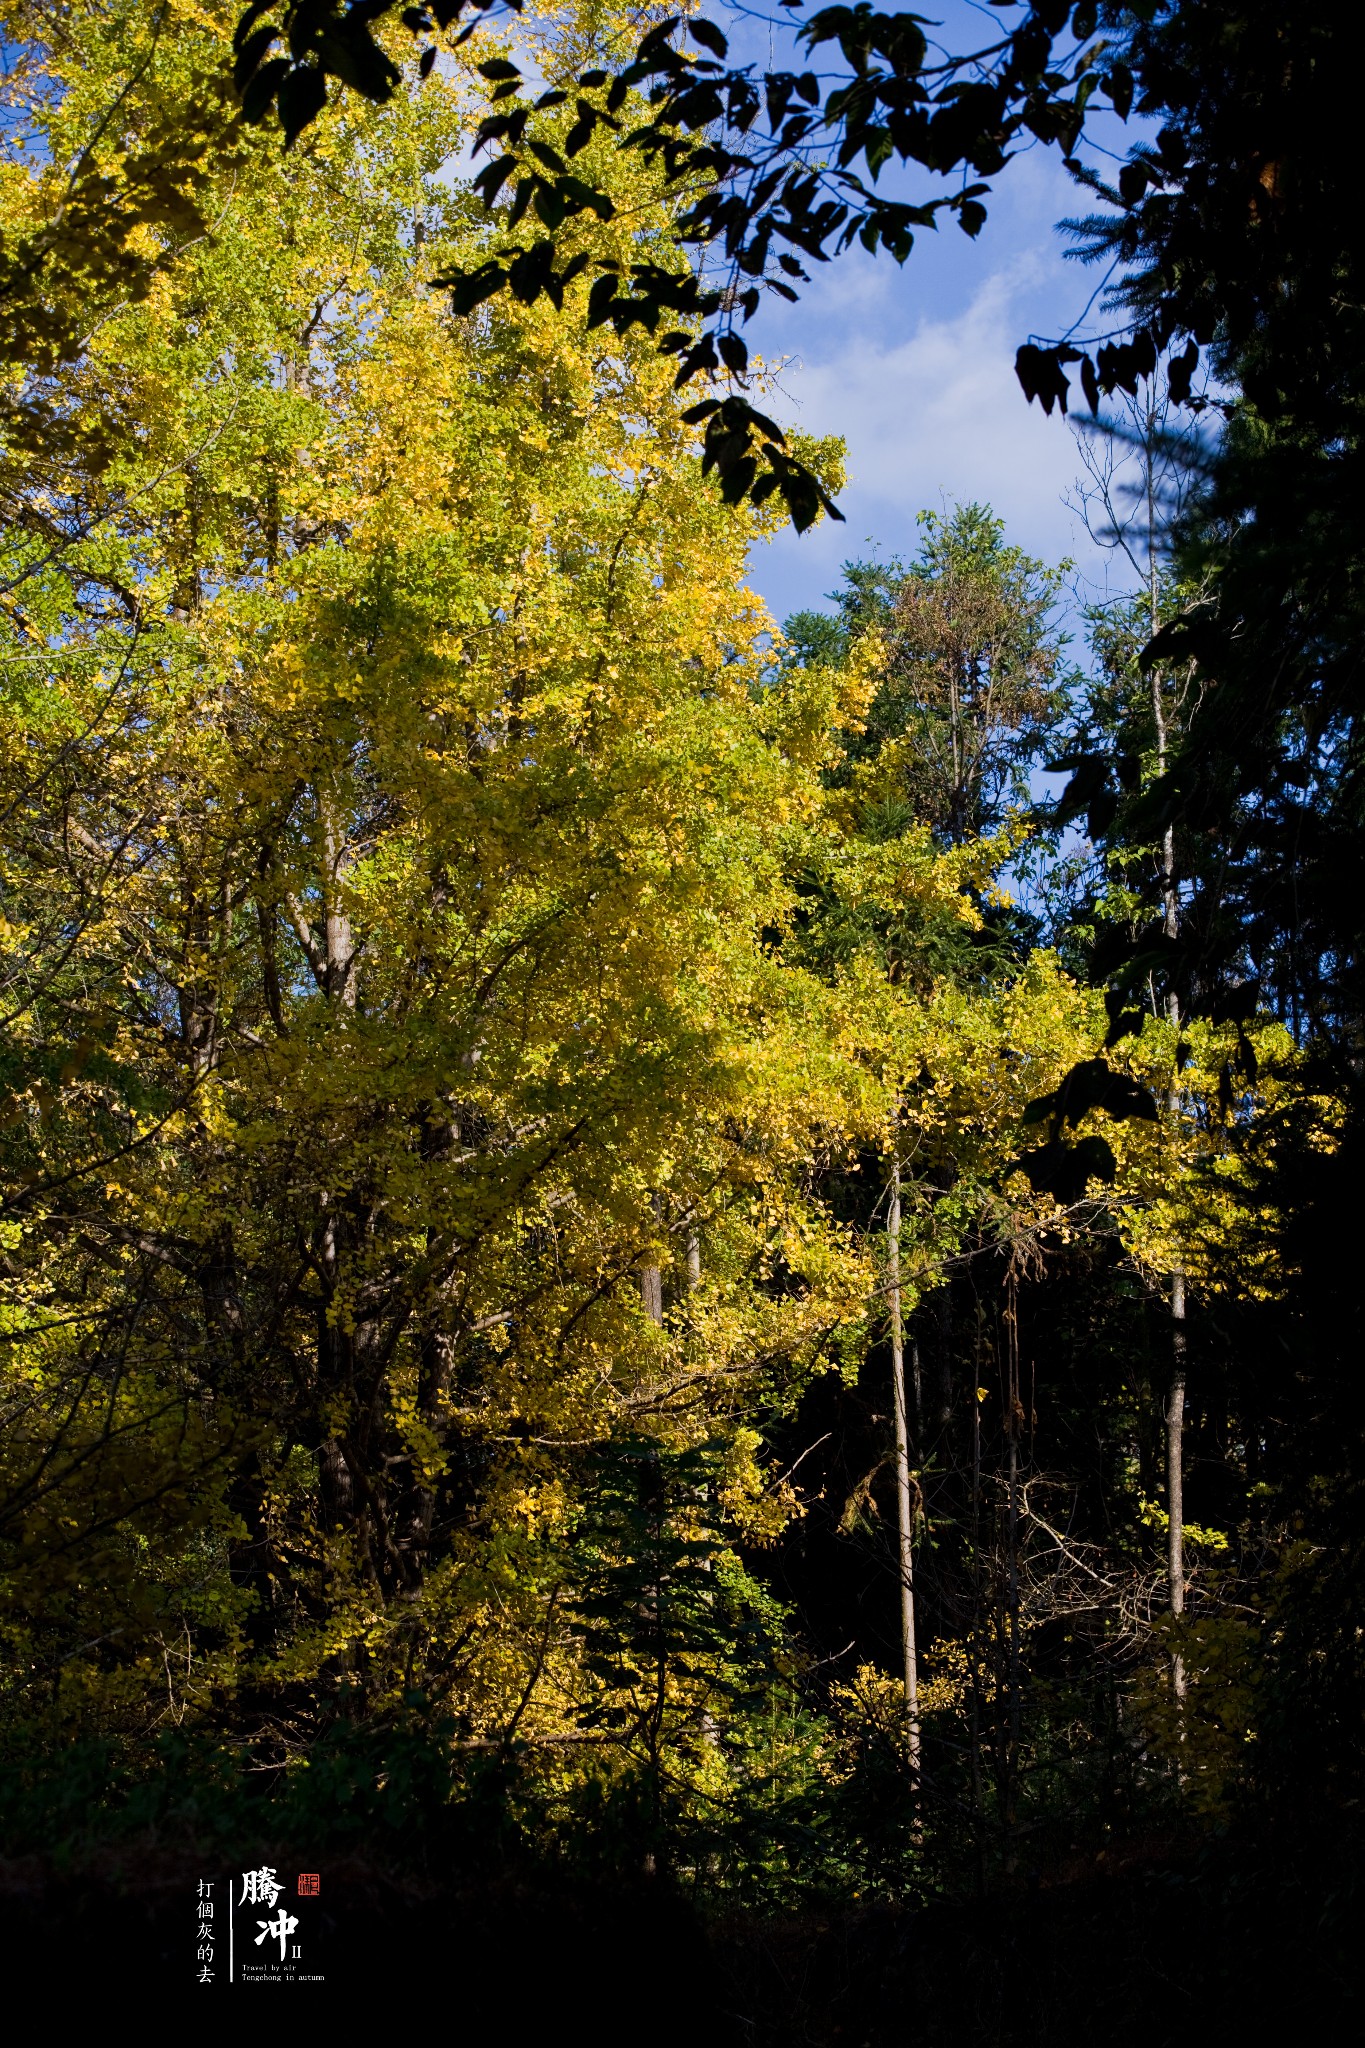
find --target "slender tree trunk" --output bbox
[1146,458,1188,1702]
[968,1337,985,1894]
[888,1163,921,1777]
[998,1392,1019,1843]
[1167,1268,1188,1702]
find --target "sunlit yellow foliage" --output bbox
[0,0,869,1748]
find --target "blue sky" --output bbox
[745,154,1110,624]
[714,4,1143,628]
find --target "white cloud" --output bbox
[749,253,1103,622]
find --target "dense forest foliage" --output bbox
[0,1,1359,2027]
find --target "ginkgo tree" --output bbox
[0,2,881,1786]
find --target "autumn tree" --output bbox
[0,4,878,1832]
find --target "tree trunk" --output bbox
[639,1264,663,1324]
[968,1336,985,1894]
[1005,1388,1023,1842]
[639,1191,665,1323]
[321,799,356,1007]
[1149,493,1188,1701]
[888,1164,921,1777]
[1167,1267,1188,1701]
